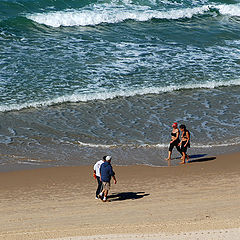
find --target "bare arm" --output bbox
[112,175,117,184]
[184,131,190,147]
[93,170,97,179]
[178,131,183,146]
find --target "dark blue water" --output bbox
[0,0,240,170]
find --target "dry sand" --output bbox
[0,152,239,240]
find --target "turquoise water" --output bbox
[0,0,240,170]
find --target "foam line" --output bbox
[0,79,240,112]
[76,140,240,149]
[27,4,240,28]
[217,4,240,17]
[27,4,240,27]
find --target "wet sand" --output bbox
[0,152,239,240]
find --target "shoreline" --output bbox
[0,152,239,240]
[1,145,240,173]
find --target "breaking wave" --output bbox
[0,79,239,112]
[77,139,240,149]
[26,3,240,27]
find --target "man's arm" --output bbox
[93,163,97,179]
[99,164,102,181]
[93,170,97,179]
[112,174,117,184]
[110,167,117,184]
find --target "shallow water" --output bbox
[0,0,240,170]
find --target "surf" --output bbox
[26,3,240,27]
[74,139,240,149]
[0,79,239,112]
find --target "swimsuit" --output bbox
[180,130,190,153]
[169,131,181,152]
[171,132,177,137]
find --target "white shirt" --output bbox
[93,160,104,177]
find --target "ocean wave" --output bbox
[0,79,240,112]
[76,139,240,149]
[77,141,117,148]
[192,138,240,148]
[26,3,240,27]
[77,141,168,148]
[217,4,240,17]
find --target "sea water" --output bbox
[0,0,240,170]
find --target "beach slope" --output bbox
[0,152,239,240]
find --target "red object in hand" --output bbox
[93,173,97,179]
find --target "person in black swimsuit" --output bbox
[179,124,190,164]
[166,122,182,161]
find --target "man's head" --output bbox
[103,155,112,162]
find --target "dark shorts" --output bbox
[169,139,180,152]
[181,141,190,153]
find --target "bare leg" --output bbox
[104,190,108,198]
[166,151,172,161]
[179,152,186,164]
[102,190,108,202]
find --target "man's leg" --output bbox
[98,182,107,200]
[96,176,102,198]
[103,190,108,202]
[102,182,110,202]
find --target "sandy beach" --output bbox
[0,152,239,240]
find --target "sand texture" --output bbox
[0,152,239,240]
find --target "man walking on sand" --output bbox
[93,156,107,199]
[98,155,117,202]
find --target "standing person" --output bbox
[179,124,190,164]
[93,156,106,199]
[99,155,117,202]
[166,122,182,161]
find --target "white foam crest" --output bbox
[0,78,240,112]
[77,141,168,149]
[73,140,240,149]
[192,138,240,148]
[153,143,168,148]
[216,4,240,17]
[78,141,117,148]
[27,5,211,27]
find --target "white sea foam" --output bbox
[0,78,240,112]
[193,137,240,148]
[77,141,117,148]
[26,3,240,27]
[217,4,240,17]
[77,141,168,149]
[76,140,240,149]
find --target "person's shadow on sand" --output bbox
[174,154,216,163]
[187,154,216,163]
[108,192,150,202]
